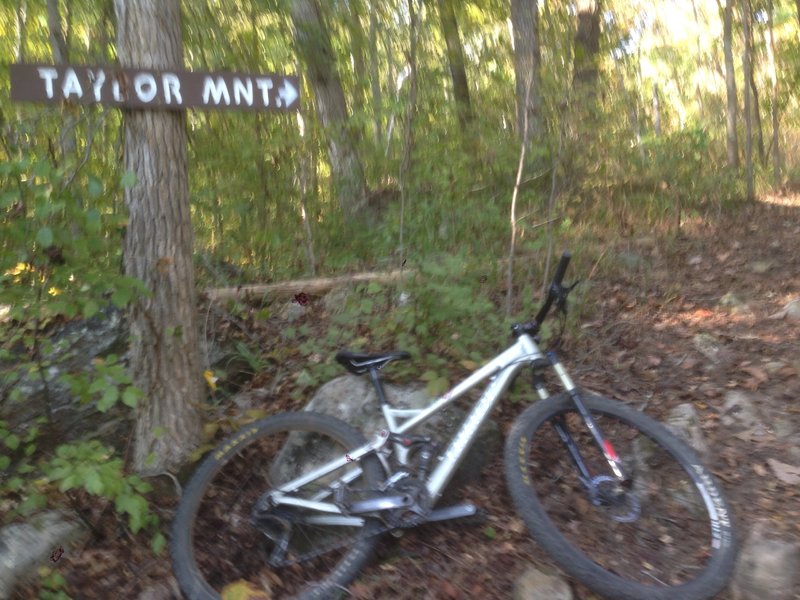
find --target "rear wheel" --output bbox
[505,392,736,600]
[171,411,385,600]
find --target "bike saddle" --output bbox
[335,350,411,375]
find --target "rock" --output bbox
[296,375,501,491]
[665,403,709,456]
[0,306,127,428]
[721,390,765,432]
[279,300,307,322]
[692,333,727,365]
[732,522,800,600]
[784,299,800,322]
[718,292,751,315]
[749,260,773,274]
[513,564,573,600]
[0,511,87,599]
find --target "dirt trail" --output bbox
[15,197,800,599]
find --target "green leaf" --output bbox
[111,287,132,308]
[87,176,103,199]
[4,433,20,450]
[84,469,104,495]
[151,532,166,554]
[0,456,9,470]
[366,282,383,294]
[121,387,139,408]
[483,526,497,539]
[82,300,99,319]
[120,170,137,188]
[97,386,119,412]
[36,227,54,247]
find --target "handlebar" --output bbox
[511,251,573,338]
[551,252,572,288]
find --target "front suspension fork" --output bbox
[535,352,629,485]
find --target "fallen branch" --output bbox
[204,269,415,303]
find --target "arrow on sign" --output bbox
[277,79,299,108]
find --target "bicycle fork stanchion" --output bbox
[547,351,628,483]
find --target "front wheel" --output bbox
[505,392,736,600]
[171,411,385,600]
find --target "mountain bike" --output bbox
[171,252,737,600]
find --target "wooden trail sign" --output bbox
[10,64,300,112]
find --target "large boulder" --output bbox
[732,522,800,600]
[0,511,87,599]
[300,375,501,493]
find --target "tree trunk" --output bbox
[721,0,739,168]
[437,0,473,127]
[289,0,368,218]
[510,0,542,144]
[652,83,662,136]
[47,0,77,160]
[114,0,203,474]
[749,67,765,165]
[690,0,705,119]
[346,1,368,130]
[573,0,602,94]
[398,0,418,261]
[368,0,382,146]
[741,0,754,200]
[766,0,781,185]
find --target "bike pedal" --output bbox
[425,503,479,523]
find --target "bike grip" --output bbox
[552,252,571,285]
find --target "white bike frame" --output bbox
[267,332,565,526]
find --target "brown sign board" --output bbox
[10,63,300,112]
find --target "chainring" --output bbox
[382,478,431,529]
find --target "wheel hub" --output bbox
[588,475,641,523]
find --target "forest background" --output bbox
[0,0,799,597]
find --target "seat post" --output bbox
[368,368,389,406]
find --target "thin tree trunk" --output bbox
[290,0,368,217]
[16,1,27,62]
[652,83,662,136]
[368,1,382,146]
[115,0,203,474]
[346,1,368,129]
[573,0,602,94]
[741,0,754,200]
[398,0,418,263]
[766,0,781,185]
[511,0,542,144]
[437,0,473,127]
[47,0,77,160]
[720,0,739,168]
[746,20,765,165]
[690,0,705,119]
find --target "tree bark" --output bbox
[290,0,368,218]
[746,20,765,164]
[766,0,781,185]
[206,269,415,303]
[114,0,203,474]
[47,0,77,159]
[720,0,739,168]
[437,0,473,127]
[573,0,602,94]
[652,83,662,136]
[368,0,382,146]
[741,0,754,200]
[510,0,542,144]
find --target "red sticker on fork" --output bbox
[603,440,619,462]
